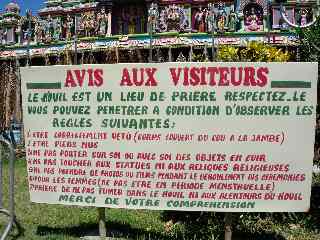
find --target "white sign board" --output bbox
[21,62,317,212]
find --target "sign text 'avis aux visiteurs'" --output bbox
[21,63,317,212]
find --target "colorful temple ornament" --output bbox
[158,4,190,32]
[193,7,208,32]
[244,5,264,31]
[148,2,159,33]
[0,0,318,59]
[0,1,21,45]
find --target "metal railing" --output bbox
[0,139,20,240]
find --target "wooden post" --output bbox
[14,59,23,145]
[224,213,232,240]
[189,45,193,62]
[98,207,106,239]
[26,10,32,66]
[116,47,119,63]
[107,10,112,36]
[74,16,78,65]
[0,143,2,209]
[149,24,153,63]
[204,44,208,61]
[168,47,172,62]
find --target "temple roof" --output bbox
[5,2,20,14]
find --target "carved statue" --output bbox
[79,13,87,37]
[35,20,44,43]
[216,3,227,32]
[167,5,180,31]
[77,13,85,36]
[148,2,159,33]
[159,4,189,32]
[89,14,96,37]
[206,3,215,32]
[194,7,207,32]
[228,9,237,32]
[15,21,22,44]
[81,12,95,37]
[22,26,29,43]
[64,15,74,40]
[300,9,308,26]
[53,18,62,40]
[97,8,109,36]
[44,14,54,42]
[217,14,226,32]
[279,12,289,30]
[245,7,263,31]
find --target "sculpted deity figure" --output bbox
[97,8,108,36]
[64,15,74,40]
[228,9,237,32]
[80,13,94,37]
[88,13,96,36]
[82,13,91,37]
[22,26,29,43]
[148,2,159,33]
[194,7,206,32]
[15,22,22,44]
[168,5,180,30]
[35,20,43,43]
[206,3,215,32]
[278,11,289,30]
[53,18,62,40]
[78,13,85,36]
[300,9,308,26]
[44,14,54,42]
[245,7,262,31]
[216,3,227,32]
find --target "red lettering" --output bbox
[65,69,104,87]
[207,67,219,86]
[120,68,157,86]
[218,67,230,86]
[189,67,200,86]
[256,67,269,87]
[133,68,144,86]
[145,68,157,86]
[200,67,207,85]
[120,68,132,86]
[244,67,256,86]
[65,70,76,87]
[183,67,189,86]
[94,69,104,86]
[230,67,242,86]
[170,68,182,86]
[74,69,86,87]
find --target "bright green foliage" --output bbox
[192,52,209,62]
[217,41,291,62]
[297,17,320,62]
[216,46,239,61]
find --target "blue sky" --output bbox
[0,0,44,15]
